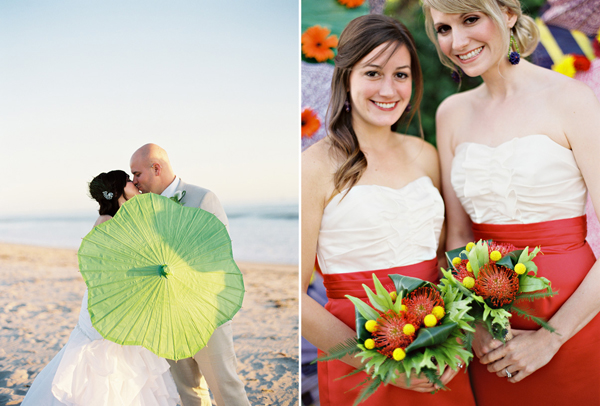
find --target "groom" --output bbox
[130,143,250,406]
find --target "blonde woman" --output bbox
[302,14,475,406]
[422,0,600,404]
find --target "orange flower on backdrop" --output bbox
[301,108,321,139]
[338,0,365,8]
[301,25,338,62]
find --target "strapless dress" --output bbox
[316,176,476,406]
[452,134,600,405]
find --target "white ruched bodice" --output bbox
[317,176,444,274]
[451,134,587,224]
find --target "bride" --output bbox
[301,14,475,406]
[21,170,180,406]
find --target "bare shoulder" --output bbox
[401,134,438,161]
[399,134,440,185]
[435,89,479,147]
[436,89,477,121]
[94,215,112,227]
[302,138,338,205]
[302,138,335,179]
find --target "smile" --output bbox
[372,101,398,110]
[457,46,483,61]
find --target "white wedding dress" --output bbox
[22,290,180,406]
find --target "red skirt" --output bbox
[318,259,476,406]
[469,215,600,405]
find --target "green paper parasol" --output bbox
[78,193,244,360]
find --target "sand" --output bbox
[0,243,299,406]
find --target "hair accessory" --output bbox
[508,34,520,65]
[103,191,114,200]
[344,99,351,112]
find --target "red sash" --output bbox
[471,215,596,328]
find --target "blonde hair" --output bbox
[422,0,539,70]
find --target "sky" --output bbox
[0,0,299,216]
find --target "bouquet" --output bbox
[318,273,474,405]
[443,240,557,342]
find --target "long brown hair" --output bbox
[328,14,424,195]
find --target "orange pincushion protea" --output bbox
[301,108,320,138]
[453,258,474,282]
[337,0,365,8]
[487,242,517,259]
[404,287,444,326]
[372,309,417,358]
[474,263,520,307]
[301,26,338,62]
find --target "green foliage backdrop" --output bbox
[385,0,544,146]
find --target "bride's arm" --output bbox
[301,142,435,392]
[481,80,600,382]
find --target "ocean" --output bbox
[0,203,298,265]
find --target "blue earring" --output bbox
[508,35,520,65]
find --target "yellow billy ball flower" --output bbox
[452,257,462,266]
[403,323,416,336]
[432,305,445,320]
[364,338,375,350]
[390,291,397,301]
[466,262,472,272]
[365,320,378,333]
[490,250,502,262]
[463,276,475,289]
[393,348,406,361]
[424,314,438,327]
[514,263,527,275]
[466,242,475,252]
[400,304,407,312]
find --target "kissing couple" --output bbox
[22,143,250,406]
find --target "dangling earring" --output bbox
[450,67,462,83]
[344,99,351,112]
[404,103,412,113]
[508,34,520,65]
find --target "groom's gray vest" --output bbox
[175,179,229,232]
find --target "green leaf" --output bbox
[518,274,552,293]
[388,273,430,293]
[372,274,394,309]
[315,337,360,362]
[405,322,458,353]
[515,289,558,302]
[353,377,383,406]
[445,246,465,270]
[356,308,370,341]
[346,295,379,321]
[511,305,557,333]
[363,283,390,313]
[495,251,520,269]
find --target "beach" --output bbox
[0,243,299,406]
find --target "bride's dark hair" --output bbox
[328,14,424,195]
[88,170,130,217]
